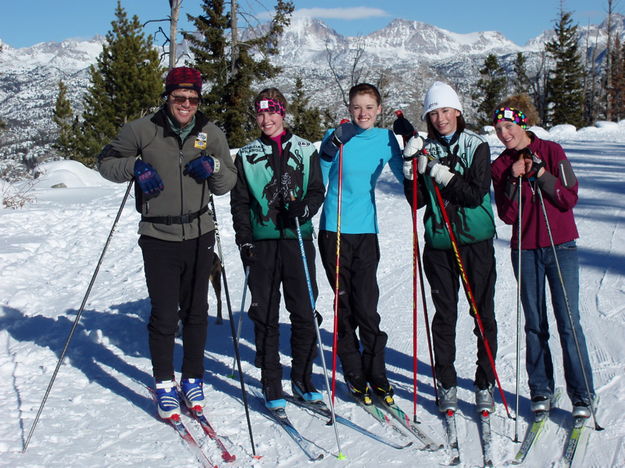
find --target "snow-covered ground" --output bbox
[1,123,624,467]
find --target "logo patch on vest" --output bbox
[194,132,207,150]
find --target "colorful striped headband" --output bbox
[492,107,528,129]
[255,98,286,117]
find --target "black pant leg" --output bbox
[140,235,183,382]
[281,240,318,382]
[423,245,460,389]
[179,232,215,380]
[462,240,497,388]
[318,230,363,380]
[247,240,283,386]
[349,234,388,386]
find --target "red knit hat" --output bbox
[164,67,202,95]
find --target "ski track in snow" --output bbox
[1,131,625,467]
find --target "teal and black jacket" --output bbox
[230,130,325,245]
[405,129,496,249]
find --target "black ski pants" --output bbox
[318,231,389,388]
[139,231,215,382]
[423,238,497,390]
[247,239,318,392]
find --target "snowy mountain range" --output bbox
[0,15,623,178]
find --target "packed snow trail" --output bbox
[1,127,625,466]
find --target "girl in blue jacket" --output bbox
[318,83,403,405]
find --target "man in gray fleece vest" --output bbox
[98,66,237,420]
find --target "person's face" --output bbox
[495,120,530,151]
[348,93,381,130]
[256,111,285,138]
[166,89,199,127]
[428,107,460,136]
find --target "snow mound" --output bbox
[548,124,577,139]
[34,160,116,189]
[594,120,619,129]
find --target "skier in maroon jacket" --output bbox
[491,106,595,419]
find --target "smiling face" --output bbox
[256,111,285,138]
[495,120,532,151]
[428,107,460,136]
[348,92,382,130]
[166,88,199,127]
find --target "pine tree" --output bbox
[545,9,584,128]
[73,1,163,167]
[52,81,76,157]
[185,0,294,148]
[512,52,531,95]
[474,54,507,128]
[609,37,625,121]
[288,76,324,142]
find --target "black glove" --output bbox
[525,152,545,179]
[239,243,255,268]
[285,198,310,221]
[320,122,359,159]
[393,110,415,140]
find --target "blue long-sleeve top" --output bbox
[319,127,403,234]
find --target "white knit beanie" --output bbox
[421,81,463,120]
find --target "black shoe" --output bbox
[261,378,284,409]
[572,400,591,418]
[291,378,322,403]
[346,374,372,406]
[372,383,395,406]
[530,395,551,413]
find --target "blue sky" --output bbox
[0,0,611,49]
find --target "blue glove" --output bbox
[134,160,164,199]
[184,155,219,183]
[320,122,359,160]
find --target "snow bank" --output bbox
[33,160,116,189]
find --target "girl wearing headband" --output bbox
[491,97,596,418]
[230,88,326,408]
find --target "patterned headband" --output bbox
[255,98,286,117]
[492,107,528,129]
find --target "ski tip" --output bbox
[337,452,347,460]
[252,454,263,460]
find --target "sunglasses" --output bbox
[169,95,200,105]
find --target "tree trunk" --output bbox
[169,0,181,69]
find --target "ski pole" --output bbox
[228,266,250,378]
[432,182,512,418]
[410,157,420,423]
[408,158,440,423]
[23,181,134,453]
[331,124,348,404]
[393,114,437,416]
[536,188,603,431]
[289,191,345,460]
[514,175,523,441]
[416,237,438,399]
[209,196,259,455]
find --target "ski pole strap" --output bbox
[141,205,209,225]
